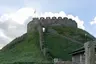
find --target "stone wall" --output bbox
[27,17,77,32]
[27,17,78,59]
[72,41,96,64]
[28,17,77,28]
[72,54,80,64]
[27,17,47,57]
[27,18,40,33]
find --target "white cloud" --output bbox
[0,14,10,23]
[89,17,96,37]
[67,15,85,29]
[0,8,85,49]
[0,8,35,24]
[10,8,35,24]
[0,29,12,49]
[0,29,11,41]
[0,7,35,49]
[90,17,96,25]
[34,11,85,29]
[39,11,66,17]
[0,44,3,49]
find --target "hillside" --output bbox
[0,31,50,64]
[44,26,95,60]
[0,26,95,64]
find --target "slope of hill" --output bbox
[0,26,95,64]
[44,26,95,60]
[0,31,50,64]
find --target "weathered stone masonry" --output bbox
[27,17,77,57]
[29,17,77,27]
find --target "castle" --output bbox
[27,17,77,58]
[27,17,77,32]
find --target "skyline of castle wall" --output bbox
[31,17,77,27]
[27,17,77,33]
[27,17,77,58]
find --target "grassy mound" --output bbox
[0,32,50,64]
[0,26,95,64]
[44,26,95,60]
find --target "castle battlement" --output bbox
[32,17,69,20]
[32,17,75,21]
[27,17,77,32]
[27,16,77,58]
[31,17,77,27]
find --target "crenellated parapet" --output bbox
[31,17,77,27]
[27,17,77,32]
[27,17,77,58]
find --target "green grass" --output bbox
[0,26,95,64]
[51,26,95,42]
[44,26,95,60]
[0,31,50,64]
[45,33,80,60]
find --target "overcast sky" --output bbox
[0,0,96,49]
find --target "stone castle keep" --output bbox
[27,17,77,33]
[27,17,77,30]
[27,17,78,58]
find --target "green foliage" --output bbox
[0,26,95,64]
[44,31,81,60]
[0,32,50,64]
[44,26,95,60]
[51,26,95,43]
